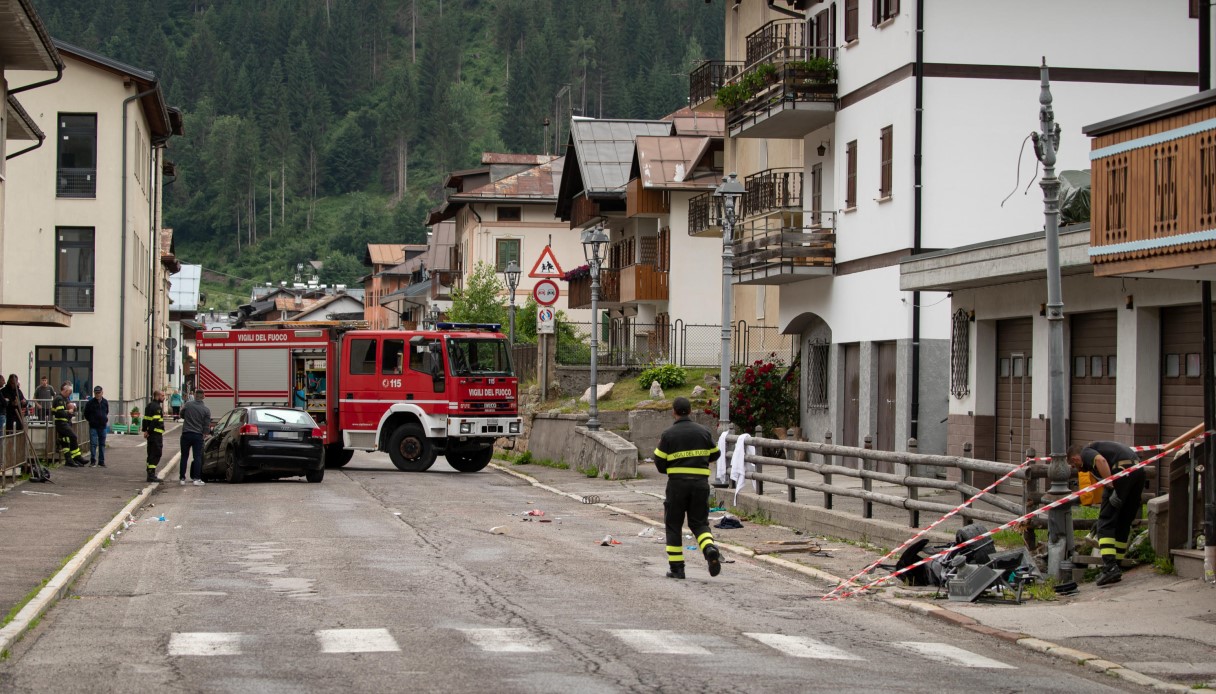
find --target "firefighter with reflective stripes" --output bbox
[654,397,722,580]
[142,390,166,483]
[52,381,85,468]
[1067,441,1146,586]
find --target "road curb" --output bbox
[0,452,181,656]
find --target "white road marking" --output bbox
[316,628,400,653]
[608,629,711,655]
[168,632,243,656]
[894,642,1016,669]
[744,633,863,660]
[459,628,552,653]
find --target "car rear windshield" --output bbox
[253,409,316,426]
[446,338,513,377]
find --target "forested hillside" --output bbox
[40,0,722,304]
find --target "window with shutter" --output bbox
[846,140,858,209]
[811,163,823,219]
[879,126,893,198]
[844,0,858,42]
[873,0,899,24]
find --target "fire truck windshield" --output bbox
[446,338,514,377]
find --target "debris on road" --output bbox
[490,526,507,535]
[753,542,826,556]
[580,495,600,504]
[638,527,657,538]
[714,516,744,529]
[600,535,620,546]
[526,509,545,516]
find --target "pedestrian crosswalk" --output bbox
[167,628,1016,668]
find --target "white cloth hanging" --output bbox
[715,430,730,483]
[731,433,756,505]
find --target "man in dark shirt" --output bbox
[1067,440,1145,586]
[33,376,55,421]
[83,386,110,467]
[654,397,722,580]
[179,390,211,485]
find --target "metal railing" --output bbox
[689,60,744,107]
[742,168,802,219]
[56,167,97,198]
[1,414,92,488]
[745,19,808,67]
[688,191,721,235]
[556,319,796,368]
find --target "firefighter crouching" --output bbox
[143,390,166,483]
[654,397,722,580]
[52,381,85,467]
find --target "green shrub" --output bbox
[637,363,687,390]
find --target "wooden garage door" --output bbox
[996,318,1033,465]
[1069,311,1117,448]
[1160,305,1206,444]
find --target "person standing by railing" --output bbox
[84,386,110,467]
[33,376,54,421]
[0,374,23,432]
[52,381,85,468]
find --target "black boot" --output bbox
[1095,558,1122,586]
[705,544,722,577]
[666,564,686,580]
[146,470,158,483]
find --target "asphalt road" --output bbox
[0,452,1140,693]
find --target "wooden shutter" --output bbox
[815,9,830,54]
[844,0,858,41]
[846,140,858,208]
[830,3,837,48]
[1191,0,1200,19]
[880,126,893,198]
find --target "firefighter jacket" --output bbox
[142,401,165,436]
[654,417,720,478]
[51,394,73,427]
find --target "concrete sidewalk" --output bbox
[0,424,181,624]
[497,455,1216,691]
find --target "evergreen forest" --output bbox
[39,0,724,308]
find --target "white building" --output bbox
[698,1,1198,457]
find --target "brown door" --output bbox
[876,341,897,472]
[843,343,860,467]
[1160,305,1206,444]
[1069,311,1117,448]
[995,318,1033,466]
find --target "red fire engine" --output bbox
[195,321,521,473]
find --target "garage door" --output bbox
[995,318,1033,466]
[1069,311,1117,448]
[1160,305,1206,445]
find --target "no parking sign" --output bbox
[537,306,555,335]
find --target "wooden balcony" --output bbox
[626,177,669,218]
[619,264,669,303]
[733,211,836,285]
[1087,96,1216,277]
[688,60,744,111]
[567,268,621,309]
[569,194,601,230]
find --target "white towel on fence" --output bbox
[715,431,730,483]
[731,433,756,504]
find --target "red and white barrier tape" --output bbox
[824,432,1205,601]
[1022,431,1212,462]
[824,457,1031,599]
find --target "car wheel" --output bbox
[447,448,493,473]
[324,444,354,468]
[386,423,436,472]
[305,468,324,483]
[224,449,245,484]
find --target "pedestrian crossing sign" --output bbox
[529,246,564,279]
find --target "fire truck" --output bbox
[195,321,521,473]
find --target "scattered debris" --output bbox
[753,542,825,556]
[685,545,698,551]
[580,495,600,505]
[538,519,552,523]
[708,506,725,512]
[714,516,744,529]
[21,490,60,497]
[526,509,545,517]
[638,527,657,538]
[600,535,620,546]
[490,526,507,535]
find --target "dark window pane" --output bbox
[1165,353,1180,378]
[382,339,404,375]
[57,114,97,198]
[349,339,377,375]
[1073,356,1086,378]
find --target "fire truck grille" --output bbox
[464,400,515,413]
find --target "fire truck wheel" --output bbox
[387,424,436,472]
[225,449,246,484]
[324,444,354,468]
[447,448,493,473]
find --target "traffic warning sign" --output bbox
[529,245,564,279]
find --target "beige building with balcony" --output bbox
[2,39,181,409]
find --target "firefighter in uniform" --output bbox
[1067,441,1146,586]
[52,381,85,467]
[653,397,722,580]
[142,390,166,483]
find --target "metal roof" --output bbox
[1083,88,1216,137]
[365,244,407,266]
[568,118,673,195]
[632,136,720,190]
[5,94,40,140]
[0,0,60,72]
[482,152,555,166]
[452,157,564,202]
[663,106,726,137]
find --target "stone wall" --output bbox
[568,426,637,479]
[626,410,718,460]
[524,413,588,463]
[555,365,632,397]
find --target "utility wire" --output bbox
[1001,133,1040,207]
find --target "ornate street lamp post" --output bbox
[581,224,609,432]
[714,173,746,436]
[503,260,521,344]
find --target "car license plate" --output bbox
[269,431,300,440]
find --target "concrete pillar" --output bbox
[1115,305,1160,445]
[859,341,876,446]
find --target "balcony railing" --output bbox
[733,211,836,285]
[719,42,838,139]
[619,264,669,303]
[688,191,719,236]
[569,194,600,229]
[689,60,744,110]
[746,19,808,67]
[743,168,802,219]
[567,268,621,309]
[57,167,96,198]
[626,177,669,217]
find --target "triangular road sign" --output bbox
[529,245,564,278]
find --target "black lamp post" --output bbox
[581,224,609,431]
[714,173,745,436]
[503,260,521,344]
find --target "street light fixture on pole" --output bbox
[714,173,746,436]
[503,260,521,344]
[581,224,609,432]
[1033,58,1073,580]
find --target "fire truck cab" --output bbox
[195,322,520,473]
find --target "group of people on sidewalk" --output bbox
[142,389,211,486]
